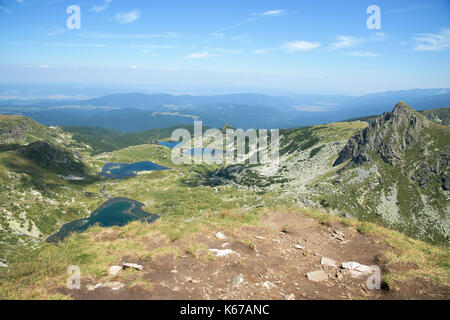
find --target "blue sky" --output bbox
[0,0,449,95]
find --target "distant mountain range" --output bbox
[0,88,449,131]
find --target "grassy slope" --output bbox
[0,116,448,299]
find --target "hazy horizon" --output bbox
[1,0,450,96]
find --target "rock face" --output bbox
[17,141,87,175]
[0,115,54,144]
[334,102,430,166]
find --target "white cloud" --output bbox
[48,26,67,37]
[211,32,225,38]
[253,9,287,17]
[39,65,50,69]
[129,65,137,69]
[186,52,216,59]
[413,28,450,51]
[284,41,320,52]
[90,0,112,12]
[185,48,239,59]
[114,10,140,24]
[252,49,270,55]
[344,51,380,57]
[0,6,11,14]
[84,32,179,39]
[330,36,364,50]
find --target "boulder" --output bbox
[109,265,122,276]
[122,263,144,271]
[306,270,328,282]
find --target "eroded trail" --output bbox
[62,211,449,300]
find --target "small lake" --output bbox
[158,141,180,149]
[46,197,159,243]
[101,161,170,179]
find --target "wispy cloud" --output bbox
[220,8,289,31]
[90,0,112,13]
[284,41,320,52]
[252,49,271,55]
[413,28,450,51]
[252,9,287,17]
[8,42,108,48]
[344,51,380,57]
[83,32,179,39]
[114,10,140,24]
[122,44,177,49]
[0,6,11,14]
[47,26,67,37]
[185,52,216,59]
[185,48,240,59]
[330,36,364,50]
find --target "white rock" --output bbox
[255,235,266,240]
[285,293,296,300]
[215,232,227,240]
[321,257,338,268]
[306,270,328,282]
[122,263,143,271]
[209,249,240,257]
[233,274,244,287]
[262,281,274,290]
[341,262,374,274]
[294,244,304,250]
[109,265,122,275]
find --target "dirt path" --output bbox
[63,211,449,300]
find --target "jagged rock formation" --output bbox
[334,102,430,166]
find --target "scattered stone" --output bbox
[108,265,122,276]
[221,242,230,248]
[0,259,8,268]
[122,263,144,271]
[103,281,124,290]
[285,294,296,300]
[215,232,227,240]
[172,286,181,292]
[272,239,281,243]
[307,270,329,282]
[262,281,274,290]
[321,257,338,268]
[86,283,103,291]
[331,230,345,241]
[294,244,304,250]
[209,249,240,257]
[185,276,200,284]
[171,269,179,274]
[341,262,374,273]
[255,235,266,240]
[341,262,374,278]
[232,274,244,288]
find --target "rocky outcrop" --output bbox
[0,116,52,144]
[18,141,86,175]
[334,102,430,166]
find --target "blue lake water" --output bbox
[158,141,180,149]
[101,161,170,179]
[46,197,159,244]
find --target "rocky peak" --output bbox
[334,102,430,166]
